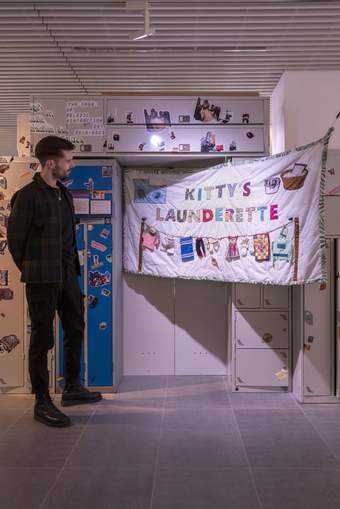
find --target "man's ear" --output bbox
[46,159,55,171]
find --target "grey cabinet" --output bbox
[232,284,291,392]
[236,349,289,387]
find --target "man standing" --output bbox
[7,136,102,428]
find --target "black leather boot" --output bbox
[61,384,102,407]
[34,393,71,427]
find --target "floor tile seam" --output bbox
[0,405,34,441]
[297,406,340,467]
[149,377,170,509]
[146,465,340,472]
[223,377,264,509]
[38,404,98,509]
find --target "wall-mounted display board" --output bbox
[0,157,39,393]
[104,95,269,155]
[24,95,269,157]
[29,96,105,154]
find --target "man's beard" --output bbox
[52,167,64,179]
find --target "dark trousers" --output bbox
[25,263,85,396]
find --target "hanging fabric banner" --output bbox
[123,131,333,285]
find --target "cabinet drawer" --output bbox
[263,285,289,309]
[235,349,289,387]
[235,284,261,309]
[235,311,289,349]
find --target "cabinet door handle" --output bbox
[265,299,271,306]
[280,314,287,321]
[262,333,273,343]
[306,386,314,394]
[237,377,244,384]
[237,339,245,346]
[236,299,243,306]
[280,351,288,359]
[304,311,313,325]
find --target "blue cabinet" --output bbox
[87,223,113,387]
[57,161,118,391]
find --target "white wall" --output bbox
[271,70,340,153]
[0,127,17,156]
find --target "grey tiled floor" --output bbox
[1,376,340,509]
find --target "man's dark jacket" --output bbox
[7,172,81,283]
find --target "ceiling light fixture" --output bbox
[127,0,155,41]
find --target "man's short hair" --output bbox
[35,136,75,165]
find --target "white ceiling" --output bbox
[1,0,340,148]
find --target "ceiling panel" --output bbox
[0,0,339,148]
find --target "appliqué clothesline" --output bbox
[139,219,298,275]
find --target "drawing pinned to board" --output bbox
[194,97,221,123]
[126,112,134,124]
[0,270,8,286]
[29,162,40,171]
[200,132,216,152]
[0,176,7,189]
[90,240,107,253]
[144,108,171,132]
[88,270,111,287]
[87,295,98,309]
[0,164,10,174]
[102,166,112,177]
[0,335,20,355]
[0,240,7,255]
[222,109,233,124]
[100,228,110,239]
[242,113,250,124]
[0,288,13,300]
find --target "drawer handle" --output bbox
[304,311,313,326]
[262,333,272,343]
[304,336,314,352]
[237,339,245,346]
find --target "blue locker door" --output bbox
[87,224,113,387]
[58,223,86,388]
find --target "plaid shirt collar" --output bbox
[33,171,71,196]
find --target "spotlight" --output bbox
[150,135,162,147]
[128,1,155,41]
